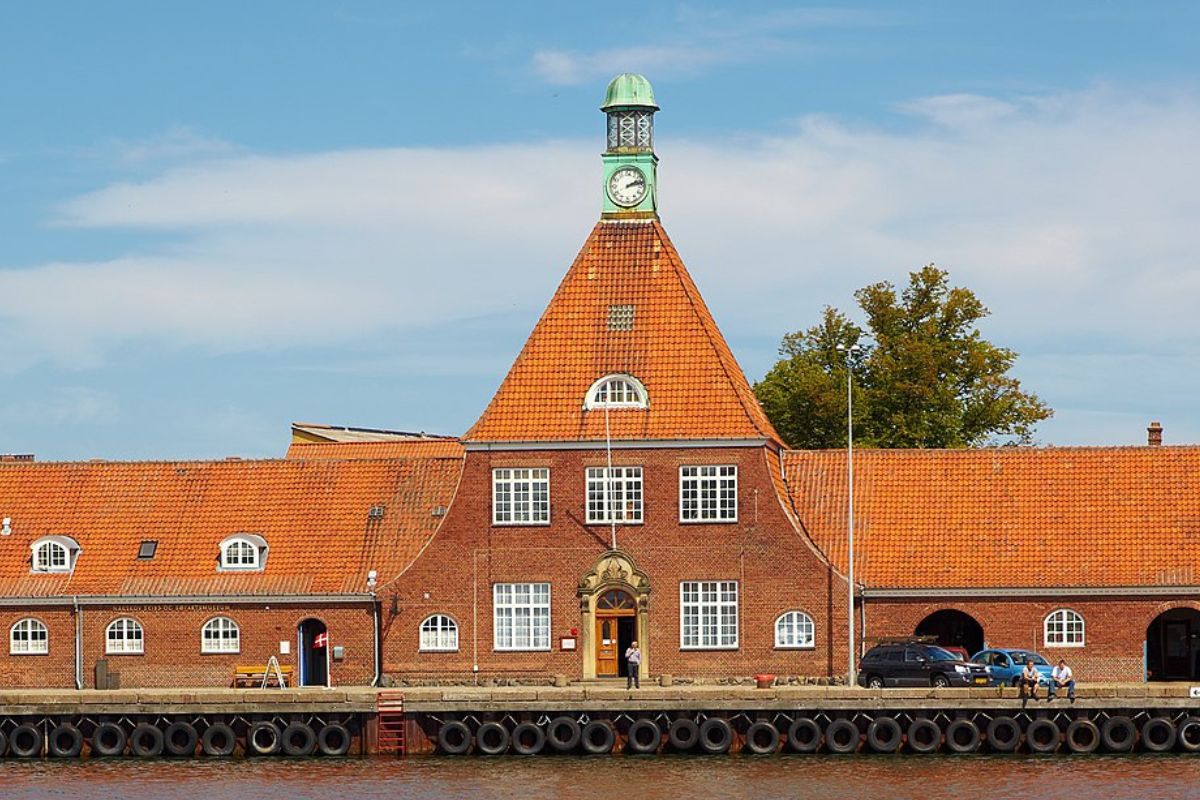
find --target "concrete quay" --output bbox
[0,686,379,715]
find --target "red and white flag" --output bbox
[313,632,329,648]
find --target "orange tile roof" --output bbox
[465,220,782,445]
[0,456,462,598]
[783,447,1200,589]
[285,440,464,460]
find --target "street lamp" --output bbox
[837,343,862,685]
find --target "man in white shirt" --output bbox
[1048,658,1075,701]
[1018,659,1041,700]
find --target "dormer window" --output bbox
[30,536,80,574]
[585,374,648,410]
[219,534,268,571]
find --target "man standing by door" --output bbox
[625,641,641,689]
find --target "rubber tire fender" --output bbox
[317,723,352,757]
[475,721,510,756]
[163,721,198,757]
[436,720,472,755]
[1177,716,1200,753]
[280,722,317,757]
[580,720,615,755]
[91,722,127,757]
[824,719,860,754]
[625,719,661,755]
[698,717,733,754]
[1141,718,1176,752]
[247,721,280,756]
[0,730,7,759]
[743,721,780,755]
[546,716,582,752]
[510,722,545,756]
[130,723,165,757]
[667,718,699,752]
[1066,719,1101,754]
[906,719,941,754]
[1100,716,1136,752]
[48,723,84,758]
[985,716,1021,753]
[200,723,237,757]
[944,719,981,753]
[866,716,902,753]
[787,717,822,753]
[1025,719,1061,754]
[9,723,42,758]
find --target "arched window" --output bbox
[10,618,48,655]
[201,617,241,653]
[774,611,815,649]
[30,535,79,573]
[1044,608,1085,647]
[219,534,267,571]
[584,374,648,410]
[106,617,144,654]
[420,614,459,652]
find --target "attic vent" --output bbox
[608,304,635,331]
[431,506,447,517]
[138,541,158,560]
[368,505,386,520]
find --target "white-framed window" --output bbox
[774,611,815,649]
[201,616,241,654]
[493,583,550,651]
[680,581,739,650]
[680,465,738,522]
[586,466,643,524]
[30,535,79,573]
[219,534,267,571]
[420,614,459,652]
[105,617,144,654]
[492,468,550,525]
[1044,608,1085,647]
[9,618,48,655]
[584,374,648,410]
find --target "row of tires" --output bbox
[0,720,353,758]
[435,713,1200,756]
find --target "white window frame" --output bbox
[774,610,815,649]
[30,535,79,573]
[493,583,551,652]
[585,466,643,524]
[219,534,267,571]
[492,468,550,525]
[584,374,648,410]
[105,617,145,654]
[680,580,739,650]
[679,465,738,523]
[201,616,241,654]
[1044,608,1085,648]
[9,618,48,655]
[419,614,460,652]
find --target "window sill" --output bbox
[680,646,740,651]
[201,650,241,655]
[1043,642,1085,648]
[419,648,460,653]
[774,645,816,651]
[8,651,49,656]
[679,518,738,525]
[492,521,551,528]
[585,521,644,527]
[493,647,553,653]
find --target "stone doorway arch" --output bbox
[577,550,651,680]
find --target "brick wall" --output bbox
[382,445,851,681]
[0,608,76,688]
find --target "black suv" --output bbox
[857,643,989,688]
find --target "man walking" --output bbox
[625,640,642,689]
[1048,658,1075,701]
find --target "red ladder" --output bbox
[376,690,406,755]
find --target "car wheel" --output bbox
[932,674,951,688]
[867,675,885,689]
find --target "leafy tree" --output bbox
[755,265,1052,449]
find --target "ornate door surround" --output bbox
[578,550,651,680]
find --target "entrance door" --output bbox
[594,589,636,678]
[297,618,329,687]
[1148,609,1200,680]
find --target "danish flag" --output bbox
[313,632,329,648]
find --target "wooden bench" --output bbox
[232,664,293,688]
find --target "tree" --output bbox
[755,265,1052,449]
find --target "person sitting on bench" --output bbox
[1019,658,1040,699]
[1047,658,1075,701]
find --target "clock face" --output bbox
[607,166,647,207]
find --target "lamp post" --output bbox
[837,343,862,685]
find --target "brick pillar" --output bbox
[1148,421,1163,446]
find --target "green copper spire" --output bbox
[600,74,659,218]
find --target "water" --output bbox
[3,755,1200,800]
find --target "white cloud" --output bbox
[532,45,728,86]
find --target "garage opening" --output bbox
[914,609,984,658]
[1147,608,1200,681]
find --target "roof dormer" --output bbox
[218,533,268,571]
[584,374,649,410]
[30,535,80,574]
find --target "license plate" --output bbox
[973,677,988,685]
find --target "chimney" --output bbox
[1148,421,1163,447]
[0,454,34,462]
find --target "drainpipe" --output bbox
[73,595,83,690]
[372,595,382,687]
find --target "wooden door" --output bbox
[596,616,619,676]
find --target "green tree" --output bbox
[755,265,1052,449]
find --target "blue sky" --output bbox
[3,1,1199,459]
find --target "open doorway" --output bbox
[1147,608,1200,681]
[914,609,985,657]
[297,618,329,687]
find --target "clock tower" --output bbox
[601,73,659,218]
